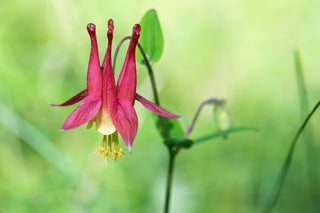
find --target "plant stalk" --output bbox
[136,42,169,138]
[114,36,178,213]
[136,41,178,212]
[164,147,179,213]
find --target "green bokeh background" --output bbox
[0,0,320,212]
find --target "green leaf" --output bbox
[137,9,164,64]
[164,138,193,149]
[154,116,185,139]
[193,127,257,144]
[294,50,309,116]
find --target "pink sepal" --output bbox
[50,89,88,107]
[116,24,141,104]
[61,94,101,130]
[110,97,138,149]
[135,93,180,119]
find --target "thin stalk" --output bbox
[164,147,180,213]
[136,43,160,105]
[136,42,169,138]
[184,98,224,138]
[135,40,178,212]
[113,36,131,71]
[294,50,319,210]
[114,36,178,213]
[262,100,320,213]
[113,36,168,138]
[113,37,160,105]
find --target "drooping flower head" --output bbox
[51,19,180,157]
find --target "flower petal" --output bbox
[116,24,141,104]
[96,108,116,135]
[109,97,138,151]
[50,89,88,107]
[96,19,117,136]
[61,94,101,130]
[87,23,102,95]
[101,19,116,107]
[135,93,180,119]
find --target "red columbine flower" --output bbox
[51,19,179,156]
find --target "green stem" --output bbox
[294,50,319,210]
[114,36,178,213]
[135,41,177,212]
[184,98,225,139]
[113,36,131,71]
[113,36,168,138]
[136,42,169,139]
[164,147,179,213]
[136,43,160,105]
[262,100,320,213]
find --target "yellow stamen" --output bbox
[95,131,124,160]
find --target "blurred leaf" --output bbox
[137,9,164,64]
[164,138,193,149]
[294,50,309,116]
[193,127,257,144]
[0,101,81,182]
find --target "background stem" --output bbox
[262,100,320,213]
[294,50,320,210]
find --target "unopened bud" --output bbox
[214,101,231,131]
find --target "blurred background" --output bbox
[0,0,320,212]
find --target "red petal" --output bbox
[61,94,101,130]
[135,93,180,119]
[101,19,116,111]
[109,97,138,150]
[116,24,141,104]
[87,23,102,95]
[95,19,117,136]
[50,89,88,106]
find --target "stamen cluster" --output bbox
[96,133,124,160]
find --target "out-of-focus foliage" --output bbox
[0,0,319,213]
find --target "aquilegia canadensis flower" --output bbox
[51,19,180,159]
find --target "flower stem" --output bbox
[113,37,160,105]
[184,98,225,138]
[135,41,178,212]
[114,36,177,212]
[113,36,131,71]
[164,146,179,213]
[136,42,169,139]
[113,36,169,138]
